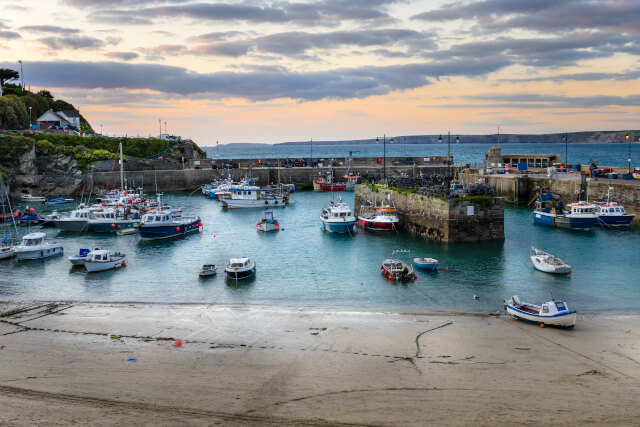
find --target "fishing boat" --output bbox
[39,211,60,227]
[87,208,140,233]
[53,208,92,232]
[84,249,127,273]
[0,209,22,223]
[356,203,399,231]
[68,248,92,266]
[256,211,280,232]
[595,202,635,227]
[198,264,217,277]
[533,194,597,230]
[530,246,571,274]
[137,210,202,240]
[320,198,356,233]
[381,249,417,281]
[12,232,63,260]
[220,188,288,209]
[19,194,45,202]
[414,257,438,270]
[44,197,74,205]
[224,257,256,280]
[504,295,577,328]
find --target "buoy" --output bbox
[117,225,121,229]
[111,223,115,227]
[413,274,418,280]
[198,221,203,227]
[121,261,126,266]
[172,340,182,347]
[540,323,545,328]
[388,275,393,280]
[175,226,180,231]
[114,265,119,269]
[213,234,216,237]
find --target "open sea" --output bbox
[1,187,639,313]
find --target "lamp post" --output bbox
[310,138,313,166]
[376,134,394,183]
[627,132,631,174]
[563,133,568,167]
[28,106,32,128]
[18,60,23,90]
[216,139,219,158]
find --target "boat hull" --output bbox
[225,268,255,280]
[257,222,279,232]
[138,218,201,240]
[88,220,140,233]
[533,211,596,229]
[597,214,634,227]
[0,247,13,260]
[54,219,88,232]
[506,305,576,327]
[221,199,287,209]
[84,255,126,273]
[68,255,87,266]
[319,184,346,192]
[531,255,571,274]
[14,245,63,260]
[321,219,356,233]
[356,218,396,230]
[414,259,438,270]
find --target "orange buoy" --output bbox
[172,340,182,347]
[388,275,393,280]
[121,261,126,266]
[540,323,545,328]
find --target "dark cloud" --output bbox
[0,58,510,102]
[443,93,640,109]
[188,31,247,43]
[38,35,119,50]
[0,30,21,39]
[412,0,640,34]
[20,25,80,34]
[502,70,640,83]
[104,51,139,61]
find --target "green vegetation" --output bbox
[388,186,418,195]
[440,195,493,206]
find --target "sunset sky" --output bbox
[1,0,639,144]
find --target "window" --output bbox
[556,302,566,311]
[542,306,549,313]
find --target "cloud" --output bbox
[104,51,139,61]
[501,70,640,83]
[136,44,186,59]
[0,57,510,102]
[441,93,640,109]
[20,25,80,34]
[0,30,21,39]
[38,35,119,50]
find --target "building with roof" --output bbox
[36,109,81,131]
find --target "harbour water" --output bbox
[206,142,640,168]
[1,190,639,313]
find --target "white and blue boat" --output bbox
[320,199,356,233]
[220,187,288,209]
[138,211,202,240]
[596,202,635,227]
[87,208,140,233]
[44,197,74,205]
[504,295,576,328]
[414,257,438,270]
[533,195,597,230]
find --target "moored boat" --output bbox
[530,246,571,274]
[224,257,256,280]
[54,208,92,232]
[382,250,417,281]
[68,248,92,266]
[12,232,63,260]
[532,194,597,230]
[20,194,45,202]
[44,197,74,205]
[356,203,399,231]
[320,198,356,233]
[256,211,280,232]
[84,249,127,273]
[138,210,202,240]
[414,257,438,270]
[596,202,635,227]
[220,188,288,209]
[504,295,577,328]
[87,208,140,233]
[198,264,217,277]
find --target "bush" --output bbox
[35,139,54,155]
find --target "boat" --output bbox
[39,211,60,227]
[0,209,22,223]
[504,295,577,328]
[68,248,92,266]
[44,197,74,205]
[84,249,127,273]
[0,244,13,260]
[19,194,45,202]
[256,211,280,232]
[356,203,399,231]
[532,194,597,230]
[220,188,289,209]
[530,246,571,274]
[198,264,217,277]
[12,232,63,260]
[596,202,635,227]
[414,257,438,270]
[381,250,417,281]
[116,227,138,236]
[87,208,140,233]
[53,208,92,232]
[137,210,202,240]
[224,257,256,280]
[320,198,356,233]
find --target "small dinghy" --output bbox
[381,250,417,281]
[414,257,438,270]
[530,246,571,274]
[199,264,217,277]
[504,295,577,328]
[84,249,127,273]
[116,227,137,236]
[44,197,74,205]
[68,248,92,266]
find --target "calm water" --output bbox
[1,191,639,313]
[205,143,639,168]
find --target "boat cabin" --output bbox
[88,250,110,262]
[229,257,251,268]
[93,209,117,220]
[322,203,353,220]
[69,210,91,219]
[597,203,626,215]
[541,300,570,315]
[20,232,45,246]
[141,212,173,224]
[567,202,596,215]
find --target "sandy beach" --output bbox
[0,301,638,425]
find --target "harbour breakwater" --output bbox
[354,184,504,242]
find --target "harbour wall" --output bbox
[354,184,504,243]
[91,164,452,192]
[459,172,640,227]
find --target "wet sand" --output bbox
[1,302,639,425]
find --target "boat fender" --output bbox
[540,324,545,328]
[122,261,126,266]
[413,274,418,280]
[175,226,180,231]
[388,275,393,280]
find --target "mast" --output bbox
[119,141,124,190]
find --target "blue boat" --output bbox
[138,211,202,240]
[44,197,74,205]
[533,195,597,230]
[596,202,635,227]
[414,257,438,270]
[320,200,356,233]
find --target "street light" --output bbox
[627,132,631,174]
[216,139,219,158]
[375,134,394,183]
[18,60,23,90]
[28,106,32,128]
[563,133,568,167]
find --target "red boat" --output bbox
[356,204,399,231]
[0,210,22,223]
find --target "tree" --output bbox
[0,69,20,87]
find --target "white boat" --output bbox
[84,249,127,273]
[320,199,356,233]
[224,257,256,280]
[381,249,417,281]
[12,232,63,260]
[68,248,93,266]
[530,246,571,274]
[414,257,438,270]
[220,187,289,209]
[256,211,280,232]
[198,264,217,277]
[116,227,138,236]
[0,244,13,260]
[504,295,577,328]
[54,208,92,232]
[20,194,46,202]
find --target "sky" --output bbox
[0,0,639,144]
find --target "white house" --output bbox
[36,109,81,130]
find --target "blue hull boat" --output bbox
[138,214,201,240]
[322,220,356,233]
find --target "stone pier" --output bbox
[354,184,504,242]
